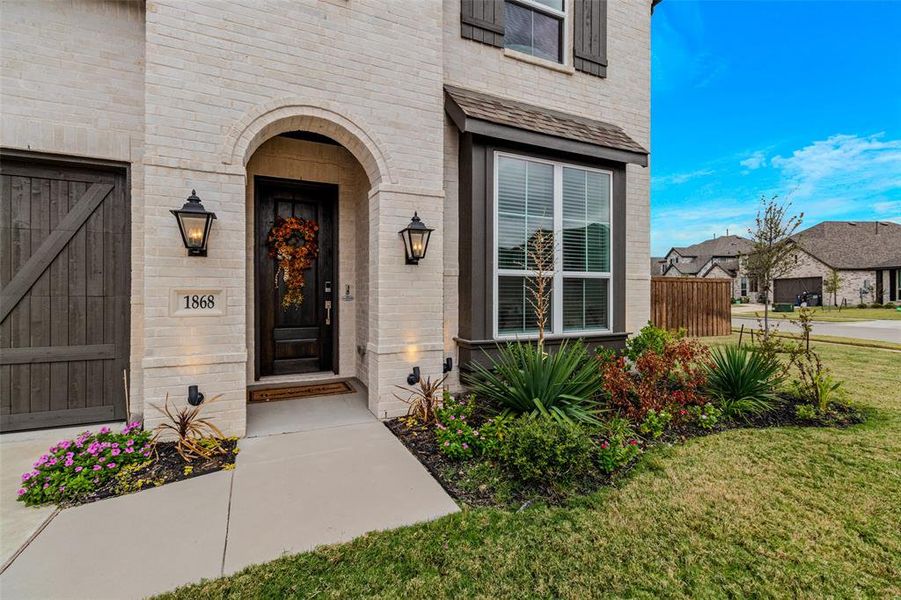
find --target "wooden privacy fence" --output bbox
[651,277,732,337]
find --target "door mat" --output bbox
[248,380,354,403]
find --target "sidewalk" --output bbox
[0,392,458,599]
[732,317,901,344]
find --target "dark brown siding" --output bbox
[456,134,628,366]
[0,153,130,432]
[461,0,505,47]
[573,0,608,77]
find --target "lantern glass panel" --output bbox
[178,213,210,250]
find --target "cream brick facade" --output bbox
[2,0,652,435]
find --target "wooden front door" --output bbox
[0,154,130,432]
[255,177,337,378]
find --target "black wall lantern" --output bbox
[171,190,216,256]
[399,212,434,265]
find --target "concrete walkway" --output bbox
[0,391,458,599]
[733,317,901,344]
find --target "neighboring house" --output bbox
[770,221,901,306]
[659,235,755,299]
[0,1,653,433]
[650,256,666,275]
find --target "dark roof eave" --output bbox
[444,87,649,167]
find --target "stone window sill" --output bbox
[503,48,575,75]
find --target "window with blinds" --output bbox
[495,153,612,337]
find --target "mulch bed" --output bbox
[386,418,618,508]
[387,399,866,509]
[63,439,239,508]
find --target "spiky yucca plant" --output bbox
[704,345,783,420]
[463,341,604,425]
[150,394,227,462]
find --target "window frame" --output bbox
[492,150,614,340]
[503,0,569,65]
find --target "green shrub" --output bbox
[704,345,783,420]
[869,302,884,309]
[594,417,641,474]
[476,415,513,458]
[464,341,604,425]
[435,393,478,460]
[794,404,818,421]
[856,303,868,309]
[688,403,722,430]
[638,408,672,439]
[625,323,677,362]
[497,417,594,485]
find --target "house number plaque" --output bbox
[170,289,225,317]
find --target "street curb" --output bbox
[730,328,901,352]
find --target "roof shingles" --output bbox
[444,85,648,156]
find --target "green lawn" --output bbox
[742,306,901,322]
[159,339,901,599]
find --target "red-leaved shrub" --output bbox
[602,337,709,421]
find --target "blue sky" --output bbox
[650,0,901,256]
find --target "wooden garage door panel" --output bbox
[0,157,129,432]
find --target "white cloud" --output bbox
[770,133,901,200]
[652,168,714,187]
[651,133,901,254]
[739,150,766,171]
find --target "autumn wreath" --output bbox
[267,216,319,309]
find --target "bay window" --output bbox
[495,153,612,338]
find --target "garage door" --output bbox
[773,276,822,305]
[0,155,130,432]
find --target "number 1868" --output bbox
[183,294,215,309]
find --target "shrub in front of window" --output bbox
[464,340,604,425]
[602,337,709,421]
[18,423,153,507]
[625,323,680,362]
[496,416,594,486]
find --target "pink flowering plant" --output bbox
[595,417,642,474]
[435,393,482,460]
[17,422,154,507]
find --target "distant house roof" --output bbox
[670,235,753,259]
[699,258,740,277]
[444,85,648,166]
[650,256,665,275]
[791,221,901,270]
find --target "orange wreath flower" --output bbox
[267,216,319,309]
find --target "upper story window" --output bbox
[495,152,612,338]
[504,0,565,63]
[461,0,609,77]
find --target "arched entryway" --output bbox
[226,105,392,426]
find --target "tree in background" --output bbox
[823,268,843,309]
[742,196,803,334]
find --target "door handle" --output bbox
[325,299,332,325]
